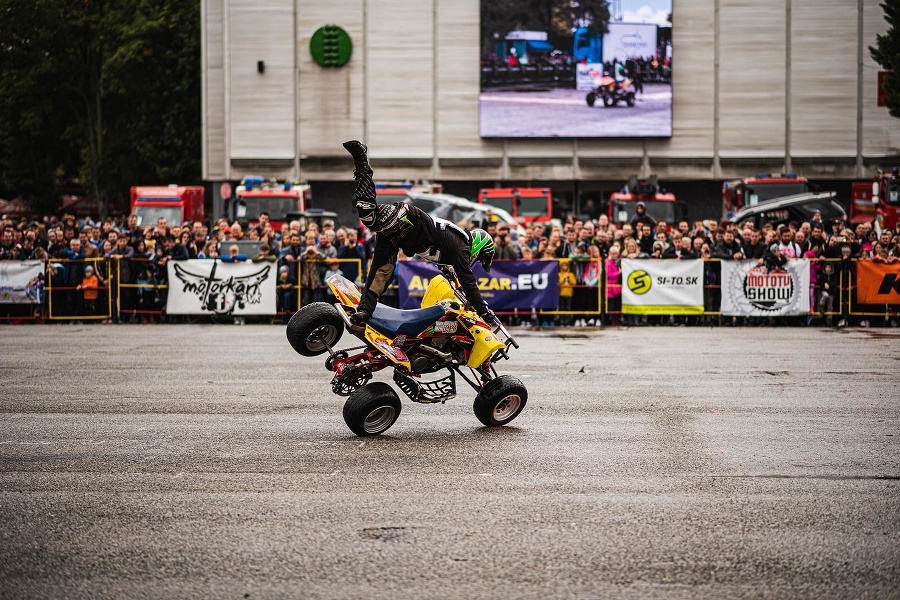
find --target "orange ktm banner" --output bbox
[856,261,900,304]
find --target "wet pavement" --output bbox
[1,324,898,599]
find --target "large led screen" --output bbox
[480,0,673,138]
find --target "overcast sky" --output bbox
[617,0,672,26]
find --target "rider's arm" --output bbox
[449,250,491,319]
[358,236,398,314]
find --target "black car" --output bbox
[727,192,846,230]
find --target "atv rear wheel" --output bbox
[343,382,402,436]
[586,92,596,107]
[625,92,635,107]
[473,375,527,427]
[286,302,345,357]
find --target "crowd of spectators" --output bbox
[2,203,899,326]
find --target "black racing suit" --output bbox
[361,204,491,318]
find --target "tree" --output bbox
[0,0,201,215]
[871,1,900,119]
[481,0,610,56]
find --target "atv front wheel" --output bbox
[343,382,402,436]
[473,375,527,427]
[625,92,635,107]
[286,302,345,356]
[586,92,596,107]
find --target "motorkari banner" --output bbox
[0,260,43,304]
[721,259,810,316]
[397,260,559,310]
[621,259,704,315]
[166,259,276,315]
[856,260,900,304]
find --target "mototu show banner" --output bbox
[721,259,810,316]
[397,260,559,310]
[0,260,43,304]
[621,258,704,315]
[166,260,276,315]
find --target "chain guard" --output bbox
[331,366,372,396]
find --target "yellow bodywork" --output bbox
[423,277,505,368]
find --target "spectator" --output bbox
[221,244,248,263]
[496,225,521,260]
[605,245,622,325]
[337,228,366,284]
[714,230,744,260]
[277,264,297,322]
[323,258,343,301]
[76,264,99,317]
[558,260,576,326]
[300,235,322,307]
[252,244,277,263]
[629,201,657,228]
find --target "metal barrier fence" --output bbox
[1,257,897,325]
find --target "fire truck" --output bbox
[478,187,552,224]
[227,176,310,232]
[608,175,681,227]
[130,185,205,227]
[850,167,900,231]
[373,181,443,204]
[722,173,810,217]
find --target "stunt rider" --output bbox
[342,140,498,329]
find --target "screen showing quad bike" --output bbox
[479,0,673,138]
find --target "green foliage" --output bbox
[871,1,900,118]
[0,0,201,214]
[481,0,610,55]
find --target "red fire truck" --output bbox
[130,185,205,228]
[850,167,900,231]
[478,187,552,224]
[722,173,810,217]
[608,175,680,227]
[373,181,443,204]
[227,176,310,232]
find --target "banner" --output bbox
[721,260,810,316]
[166,260,276,315]
[397,260,559,310]
[0,261,43,304]
[856,261,900,304]
[621,259,704,315]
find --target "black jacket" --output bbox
[365,204,490,317]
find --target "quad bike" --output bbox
[286,266,527,436]
[586,75,636,108]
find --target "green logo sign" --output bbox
[310,25,353,68]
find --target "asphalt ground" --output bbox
[1,324,898,599]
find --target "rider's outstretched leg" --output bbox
[343,140,375,204]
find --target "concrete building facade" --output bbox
[202,0,900,219]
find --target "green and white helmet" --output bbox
[469,228,495,273]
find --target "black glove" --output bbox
[481,309,500,329]
[352,290,378,327]
[350,310,369,327]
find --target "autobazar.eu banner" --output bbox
[397,260,559,310]
[855,260,900,304]
[166,259,276,315]
[621,259,704,315]
[720,260,810,316]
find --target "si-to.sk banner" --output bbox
[621,259,704,315]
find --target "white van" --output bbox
[404,192,527,238]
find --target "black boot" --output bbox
[342,140,370,171]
